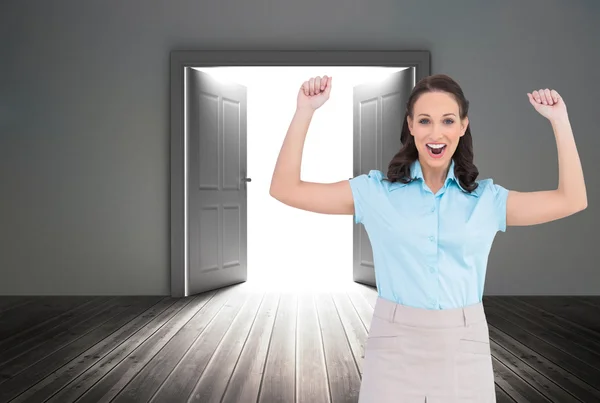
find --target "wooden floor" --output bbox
[1,283,600,403]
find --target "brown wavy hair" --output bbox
[385,74,479,192]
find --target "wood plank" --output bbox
[488,323,600,402]
[220,292,279,403]
[148,289,252,402]
[574,296,600,309]
[487,297,600,369]
[0,297,127,378]
[187,291,265,403]
[71,287,233,403]
[489,337,580,402]
[331,292,367,375]
[315,293,361,403]
[484,301,600,388]
[0,296,97,341]
[0,297,117,367]
[345,290,373,332]
[515,296,600,334]
[258,292,297,403]
[492,356,552,403]
[294,292,330,403]
[9,296,183,403]
[0,296,161,402]
[509,297,600,343]
[354,284,377,308]
[0,297,113,353]
[0,297,37,314]
[496,386,517,403]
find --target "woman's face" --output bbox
[407,91,469,169]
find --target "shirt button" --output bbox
[429,236,435,242]
[430,206,435,212]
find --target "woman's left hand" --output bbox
[528,88,568,121]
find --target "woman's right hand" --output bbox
[297,75,332,111]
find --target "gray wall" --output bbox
[1,0,598,296]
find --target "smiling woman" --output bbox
[269,73,587,403]
[419,111,459,157]
[387,81,477,194]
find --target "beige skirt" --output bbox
[358,296,496,403]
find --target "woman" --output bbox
[269,74,587,402]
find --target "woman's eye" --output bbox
[419,119,454,124]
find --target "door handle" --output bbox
[243,177,252,182]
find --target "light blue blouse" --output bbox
[349,159,509,310]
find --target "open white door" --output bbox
[185,68,249,295]
[352,68,415,286]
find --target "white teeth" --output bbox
[427,144,446,149]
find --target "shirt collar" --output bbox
[388,159,478,196]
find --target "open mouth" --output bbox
[426,143,447,158]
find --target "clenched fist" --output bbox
[297,75,332,111]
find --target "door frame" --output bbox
[170,50,430,297]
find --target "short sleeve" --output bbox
[348,170,383,225]
[488,180,509,232]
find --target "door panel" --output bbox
[352,68,415,286]
[186,68,248,295]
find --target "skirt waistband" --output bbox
[373,296,487,328]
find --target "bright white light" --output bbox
[195,66,405,293]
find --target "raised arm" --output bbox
[506,89,587,227]
[269,75,356,216]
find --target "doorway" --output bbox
[170,51,430,298]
